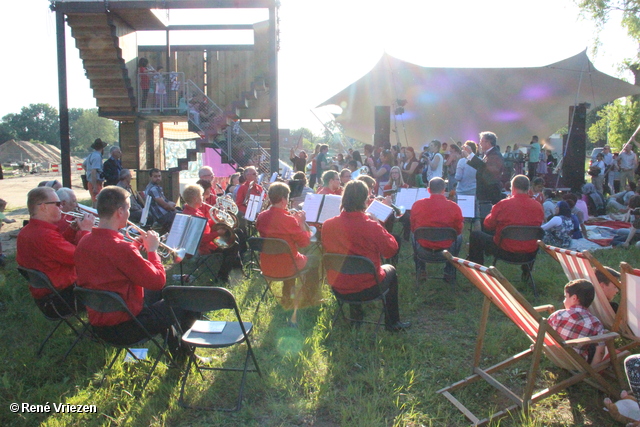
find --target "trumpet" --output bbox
[122,221,186,262]
[62,210,100,227]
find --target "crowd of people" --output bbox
[12,129,640,417]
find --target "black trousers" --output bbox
[333,265,400,325]
[35,285,84,318]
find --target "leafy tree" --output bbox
[0,122,17,145]
[587,99,640,150]
[1,104,60,146]
[577,0,640,51]
[69,109,118,154]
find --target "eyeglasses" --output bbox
[39,201,62,207]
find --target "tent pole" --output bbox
[56,10,72,188]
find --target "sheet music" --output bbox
[181,216,207,256]
[302,194,324,223]
[245,194,262,222]
[166,214,189,249]
[395,188,418,209]
[366,200,393,222]
[416,188,430,201]
[317,195,342,223]
[457,195,476,218]
[270,172,278,183]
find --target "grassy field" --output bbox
[1,222,640,427]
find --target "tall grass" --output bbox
[1,226,639,426]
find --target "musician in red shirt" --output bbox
[322,180,410,332]
[256,182,321,306]
[55,187,89,244]
[410,177,463,283]
[317,170,343,195]
[75,187,197,352]
[468,174,544,265]
[182,185,241,282]
[17,187,94,317]
[235,166,263,215]
[198,166,218,206]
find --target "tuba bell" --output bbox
[351,165,370,180]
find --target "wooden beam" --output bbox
[167,24,255,31]
[139,45,253,52]
[52,1,275,13]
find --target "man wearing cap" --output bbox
[84,138,107,207]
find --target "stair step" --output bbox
[242,89,258,101]
[86,68,128,78]
[66,14,110,27]
[96,98,136,108]
[75,38,118,50]
[89,77,130,88]
[82,59,125,68]
[231,99,249,110]
[252,79,267,91]
[71,27,114,38]
[92,88,133,98]
[79,50,123,60]
[186,148,198,162]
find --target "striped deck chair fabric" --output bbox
[437,252,624,426]
[620,263,640,341]
[539,243,619,332]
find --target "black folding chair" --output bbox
[322,253,389,334]
[412,227,458,287]
[73,287,174,391]
[492,225,545,296]
[162,286,261,411]
[17,266,89,361]
[247,237,310,315]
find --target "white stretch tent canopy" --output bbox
[317,50,640,148]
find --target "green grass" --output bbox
[2,225,640,426]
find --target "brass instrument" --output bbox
[351,165,370,180]
[216,194,239,215]
[203,202,238,229]
[62,210,100,227]
[210,222,236,249]
[123,221,186,262]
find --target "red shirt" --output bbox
[75,228,166,327]
[182,205,219,254]
[256,207,310,277]
[484,192,544,253]
[410,194,463,250]
[322,211,398,293]
[317,186,342,196]
[200,193,218,218]
[56,214,85,245]
[235,180,263,214]
[16,218,89,299]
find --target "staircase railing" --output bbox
[185,80,271,175]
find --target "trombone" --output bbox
[122,221,186,262]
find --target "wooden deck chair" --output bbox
[618,263,640,347]
[437,252,625,426]
[538,242,626,335]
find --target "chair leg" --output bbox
[36,320,64,357]
[527,262,538,297]
[178,354,194,408]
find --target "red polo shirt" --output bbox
[75,228,166,327]
[410,194,463,250]
[317,186,343,196]
[182,205,219,254]
[256,207,310,278]
[484,192,544,253]
[322,211,398,294]
[17,218,89,299]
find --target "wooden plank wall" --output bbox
[111,15,137,90]
[207,50,254,108]
[176,51,205,89]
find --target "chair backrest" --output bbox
[140,194,152,226]
[163,286,236,313]
[620,263,640,337]
[539,242,617,330]
[413,227,458,243]
[247,237,293,256]
[445,252,584,372]
[323,253,377,280]
[497,226,544,244]
[73,287,133,316]
[17,266,55,291]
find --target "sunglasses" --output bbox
[40,201,62,207]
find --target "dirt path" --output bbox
[0,171,91,256]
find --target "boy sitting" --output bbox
[595,266,621,313]
[547,279,605,366]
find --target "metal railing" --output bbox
[137,71,185,114]
[185,80,271,175]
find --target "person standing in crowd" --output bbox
[84,138,108,208]
[308,144,321,189]
[463,132,504,211]
[424,140,443,183]
[522,135,541,180]
[619,143,638,189]
[591,152,606,195]
[401,147,420,187]
[455,141,477,196]
[102,146,122,187]
[290,147,308,173]
[316,144,330,180]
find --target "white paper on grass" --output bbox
[190,320,226,333]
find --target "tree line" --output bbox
[0,104,118,154]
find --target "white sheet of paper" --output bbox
[166,214,189,249]
[457,195,476,218]
[416,188,430,201]
[302,193,324,223]
[395,188,418,210]
[627,272,640,337]
[317,195,342,223]
[181,216,207,256]
[191,320,226,333]
[245,194,262,222]
[124,348,148,363]
[366,200,393,222]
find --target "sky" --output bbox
[1,0,638,135]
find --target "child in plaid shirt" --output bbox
[547,279,605,366]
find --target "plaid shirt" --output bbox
[547,305,604,360]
